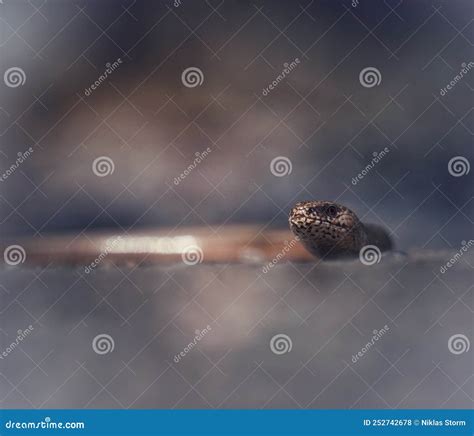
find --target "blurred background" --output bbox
[0,0,472,410]
[0,0,472,249]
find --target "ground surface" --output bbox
[0,250,472,409]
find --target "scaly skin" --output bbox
[289,200,392,259]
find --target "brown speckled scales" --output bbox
[289,200,392,259]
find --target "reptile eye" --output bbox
[326,205,338,217]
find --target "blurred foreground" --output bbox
[1,249,472,408]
